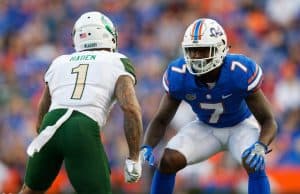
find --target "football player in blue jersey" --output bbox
[141,18,277,194]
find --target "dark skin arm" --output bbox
[36,84,51,133]
[115,75,143,161]
[143,93,181,148]
[245,89,278,146]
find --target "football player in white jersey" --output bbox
[20,11,143,194]
[141,18,277,194]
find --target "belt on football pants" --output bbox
[27,108,73,157]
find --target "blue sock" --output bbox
[248,170,270,194]
[150,170,176,194]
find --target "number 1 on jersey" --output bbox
[71,64,89,99]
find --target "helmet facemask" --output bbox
[183,42,227,75]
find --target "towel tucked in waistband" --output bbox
[27,109,73,157]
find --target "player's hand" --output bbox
[140,145,155,166]
[124,158,142,183]
[242,141,270,171]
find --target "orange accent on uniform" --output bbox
[248,64,258,83]
[252,76,263,92]
[191,23,197,39]
[163,72,169,86]
[198,21,204,40]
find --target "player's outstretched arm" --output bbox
[245,89,278,146]
[115,75,143,183]
[143,93,181,149]
[115,75,143,161]
[36,84,51,133]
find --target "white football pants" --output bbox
[166,115,260,164]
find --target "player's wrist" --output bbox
[141,144,153,150]
[126,157,138,163]
[255,141,271,154]
[128,153,140,161]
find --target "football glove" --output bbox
[242,141,270,171]
[140,145,155,166]
[124,158,142,183]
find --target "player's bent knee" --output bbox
[158,148,187,174]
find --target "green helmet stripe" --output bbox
[101,16,116,37]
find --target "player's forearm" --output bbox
[115,76,143,161]
[144,117,169,148]
[143,94,180,148]
[258,118,277,146]
[36,97,51,132]
[246,90,278,146]
[36,86,51,133]
[123,108,143,161]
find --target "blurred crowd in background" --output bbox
[0,0,300,193]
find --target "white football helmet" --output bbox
[182,18,229,75]
[72,11,117,52]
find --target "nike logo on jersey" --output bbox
[222,93,232,99]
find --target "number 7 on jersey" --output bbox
[200,102,224,123]
[71,64,89,99]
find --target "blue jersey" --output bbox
[163,54,263,128]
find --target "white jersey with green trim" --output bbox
[45,50,135,127]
